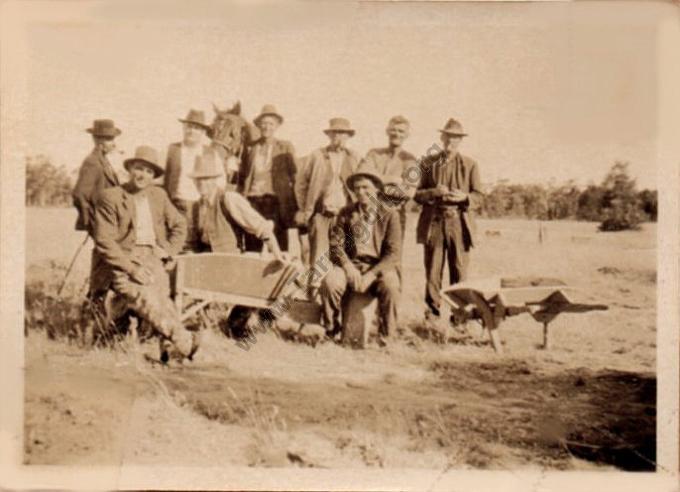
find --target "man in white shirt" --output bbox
[94,145,195,361]
[163,109,216,248]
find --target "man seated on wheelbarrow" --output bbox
[93,145,196,360]
[320,169,402,345]
[185,151,287,260]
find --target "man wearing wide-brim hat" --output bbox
[185,151,286,262]
[238,104,298,253]
[320,169,402,344]
[72,119,123,301]
[163,109,215,210]
[414,117,483,328]
[94,145,197,361]
[164,108,221,251]
[73,119,122,235]
[295,117,360,290]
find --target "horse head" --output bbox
[209,101,260,159]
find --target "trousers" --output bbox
[423,213,469,316]
[110,246,194,357]
[173,198,197,252]
[308,213,337,287]
[320,264,400,337]
[245,194,289,252]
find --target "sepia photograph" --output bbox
[1,0,679,490]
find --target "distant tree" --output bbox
[547,180,580,219]
[520,184,549,219]
[481,180,512,218]
[25,155,73,207]
[418,163,655,225]
[598,161,645,231]
[637,189,658,222]
[576,184,606,221]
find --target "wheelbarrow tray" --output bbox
[174,252,321,324]
[442,276,607,317]
[440,276,608,352]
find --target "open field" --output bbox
[24,207,656,470]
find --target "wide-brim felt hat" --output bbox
[188,151,224,179]
[123,145,164,178]
[179,109,211,130]
[347,170,384,191]
[254,104,284,125]
[323,117,355,136]
[86,119,121,138]
[439,118,468,136]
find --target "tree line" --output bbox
[476,162,656,230]
[25,155,74,207]
[26,155,655,231]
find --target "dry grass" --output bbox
[23,208,657,470]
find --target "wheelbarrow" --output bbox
[172,252,321,334]
[440,276,609,353]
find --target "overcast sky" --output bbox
[18,1,662,189]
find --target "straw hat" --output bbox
[323,117,355,136]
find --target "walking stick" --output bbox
[57,235,90,297]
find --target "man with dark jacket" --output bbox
[164,109,218,251]
[72,119,122,298]
[94,145,194,359]
[320,170,401,341]
[415,118,483,326]
[238,105,297,252]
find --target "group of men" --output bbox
[72,106,482,358]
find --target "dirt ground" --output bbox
[23,208,657,470]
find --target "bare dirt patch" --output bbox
[23,210,657,469]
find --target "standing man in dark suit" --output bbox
[238,105,297,252]
[73,119,122,235]
[415,118,483,327]
[72,119,122,298]
[94,145,194,360]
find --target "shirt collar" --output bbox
[445,151,460,163]
[324,145,347,155]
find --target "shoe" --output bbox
[424,310,446,329]
[325,325,341,341]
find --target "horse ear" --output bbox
[232,101,242,116]
[212,102,224,115]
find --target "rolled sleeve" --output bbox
[222,191,274,239]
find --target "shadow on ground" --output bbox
[157,358,655,470]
